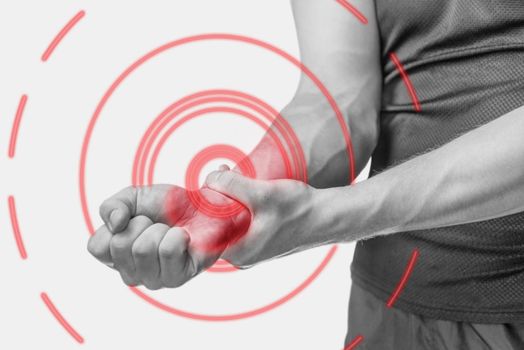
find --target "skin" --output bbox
[88,0,524,288]
[89,185,250,288]
[207,105,524,267]
[88,0,382,288]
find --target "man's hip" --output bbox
[345,282,524,349]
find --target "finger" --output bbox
[218,164,230,171]
[158,227,191,288]
[132,223,170,290]
[99,186,137,233]
[205,170,266,206]
[87,224,115,268]
[110,215,153,286]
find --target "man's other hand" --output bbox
[87,184,250,289]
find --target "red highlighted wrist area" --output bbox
[185,144,255,218]
[163,185,251,254]
[131,90,310,254]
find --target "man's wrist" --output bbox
[309,181,384,244]
[306,186,350,246]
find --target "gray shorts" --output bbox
[345,282,524,349]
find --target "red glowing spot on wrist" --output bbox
[163,186,251,254]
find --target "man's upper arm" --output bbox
[289,0,382,181]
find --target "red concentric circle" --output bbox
[135,90,307,219]
[185,144,256,217]
[133,89,307,187]
[134,89,305,268]
[80,33,353,321]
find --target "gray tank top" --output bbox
[351,0,524,322]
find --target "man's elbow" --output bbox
[348,107,380,169]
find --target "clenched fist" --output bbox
[87,184,250,289]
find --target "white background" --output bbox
[0,1,366,349]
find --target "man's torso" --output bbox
[352,0,524,323]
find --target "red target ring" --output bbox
[185,144,256,218]
[79,33,353,321]
[133,90,307,185]
[134,90,305,270]
[134,90,307,219]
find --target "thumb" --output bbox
[205,170,265,206]
[99,186,137,233]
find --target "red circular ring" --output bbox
[133,90,307,188]
[136,90,299,271]
[137,91,300,269]
[80,34,353,321]
[185,144,256,218]
[133,96,333,317]
[143,104,297,217]
[129,245,338,321]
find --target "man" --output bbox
[88,0,524,348]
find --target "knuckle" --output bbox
[159,230,188,259]
[119,186,136,201]
[110,236,129,253]
[133,215,153,226]
[158,243,175,259]
[132,241,153,259]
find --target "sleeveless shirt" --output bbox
[351,0,524,322]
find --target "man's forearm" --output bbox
[315,104,524,243]
[238,0,382,188]
[244,93,379,188]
